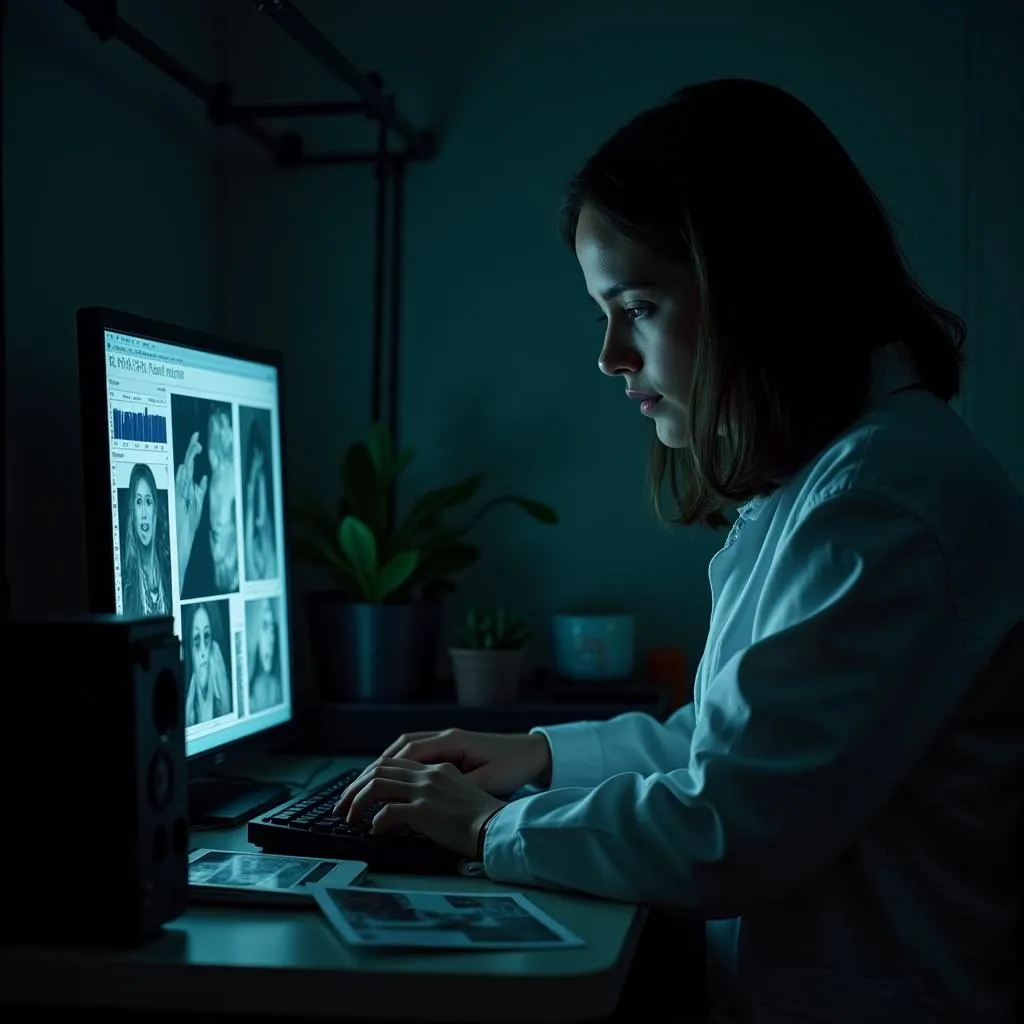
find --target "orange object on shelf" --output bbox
[646,645,689,710]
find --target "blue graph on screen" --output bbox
[112,406,168,444]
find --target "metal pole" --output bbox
[250,0,435,159]
[388,158,405,462]
[228,100,366,120]
[62,0,281,161]
[385,156,406,534]
[371,117,389,429]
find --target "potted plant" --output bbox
[449,606,532,706]
[291,422,557,702]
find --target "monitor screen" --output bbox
[81,311,292,762]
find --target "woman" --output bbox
[121,463,172,617]
[243,417,277,581]
[184,601,231,727]
[333,80,1024,1022]
[248,598,282,713]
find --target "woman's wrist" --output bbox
[528,731,553,788]
[474,804,505,861]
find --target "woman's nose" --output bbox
[598,328,642,378]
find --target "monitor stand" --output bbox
[188,776,291,828]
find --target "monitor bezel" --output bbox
[77,305,298,777]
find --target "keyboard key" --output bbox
[310,818,339,833]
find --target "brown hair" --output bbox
[560,79,965,528]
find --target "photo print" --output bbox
[117,461,173,617]
[312,886,584,950]
[239,405,279,582]
[183,597,234,727]
[245,596,284,714]
[170,395,240,599]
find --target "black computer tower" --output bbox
[0,614,188,945]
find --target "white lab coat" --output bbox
[483,344,1024,1023]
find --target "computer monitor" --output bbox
[77,306,296,824]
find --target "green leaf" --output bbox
[409,541,480,589]
[338,516,378,598]
[342,443,385,540]
[514,497,559,524]
[410,526,462,563]
[291,535,364,598]
[375,549,419,602]
[395,474,483,547]
[449,494,559,541]
[366,423,417,491]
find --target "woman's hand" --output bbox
[333,758,506,860]
[376,728,553,795]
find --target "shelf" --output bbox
[286,683,675,755]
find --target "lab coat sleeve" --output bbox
[483,491,973,912]
[529,704,697,789]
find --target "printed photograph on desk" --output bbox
[311,886,585,950]
[188,849,368,907]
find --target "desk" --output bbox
[0,755,646,1023]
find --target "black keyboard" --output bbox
[246,768,464,875]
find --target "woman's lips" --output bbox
[626,389,663,415]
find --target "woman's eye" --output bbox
[595,305,653,326]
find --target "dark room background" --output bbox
[4,0,1022,684]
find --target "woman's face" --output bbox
[133,476,155,547]
[191,605,212,685]
[258,601,275,674]
[575,204,698,448]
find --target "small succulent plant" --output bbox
[453,606,531,651]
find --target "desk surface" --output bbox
[1,755,644,1022]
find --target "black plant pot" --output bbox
[306,591,442,703]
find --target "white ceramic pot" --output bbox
[448,647,525,706]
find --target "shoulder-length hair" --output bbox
[559,78,965,528]
[123,462,171,590]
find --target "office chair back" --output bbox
[975,622,1024,1008]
